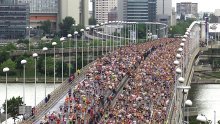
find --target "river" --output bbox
[0,83,60,108]
[188,84,220,122]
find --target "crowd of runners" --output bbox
[39,38,180,124]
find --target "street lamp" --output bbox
[32,53,38,107]
[197,114,212,124]
[100,23,104,55]
[52,42,57,90]
[109,21,112,52]
[96,24,100,56]
[67,34,72,76]
[80,29,85,68]
[42,47,48,98]
[21,60,27,104]
[185,100,192,123]
[60,37,65,83]
[85,27,90,64]
[74,31,78,73]
[177,85,191,123]
[3,67,9,124]
[26,26,32,51]
[91,26,95,60]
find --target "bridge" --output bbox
[3,21,207,124]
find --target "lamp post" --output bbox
[52,42,57,90]
[109,21,112,52]
[74,31,78,73]
[21,60,27,104]
[177,85,191,123]
[100,23,104,55]
[32,53,38,107]
[91,26,95,60]
[80,29,85,68]
[60,37,65,83]
[197,114,212,124]
[3,67,9,124]
[104,22,108,54]
[96,24,100,56]
[42,47,48,98]
[26,26,32,51]
[85,27,90,64]
[67,34,72,76]
[185,100,192,123]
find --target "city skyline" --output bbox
[173,0,220,12]
[89,0,220,13]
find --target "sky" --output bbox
[89,0,220,12]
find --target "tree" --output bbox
[89,17,97,25]
[2,96,23,123]
[0,59,16,75]
[56,60,68,77]
[40,20,51,34]
[0,50,10,64]
[209,14,218,23]
[59,16,75,36]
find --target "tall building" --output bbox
[118,0,156,22]
[176,2,198,16]
[156,0,172,25]
[0,2,29,39]
[60,0,88,26]
[95,0,118,23]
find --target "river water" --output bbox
[0,83,60,109]
[188,84,220,122]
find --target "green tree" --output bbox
[59,16,75,36]
[0,50,10,64]
[0,59,16,75]
[40,20,51,34]
[56,60,68,77]
[26,58,35,77]
[38,56,54,76]
[2,96,23,123]
[89,17,97,25]
[2,43,17,51]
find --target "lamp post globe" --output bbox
[174,60,180,65]
[176,68,182,74]
[182,38,186,42]
[178,77,185,83]
[67,34,72,38]
[176,54,182,59]
[180,43,185,47]
[178,47,183,53]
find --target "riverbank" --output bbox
[0,77,67,83]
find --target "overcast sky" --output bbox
[89,0,220,12]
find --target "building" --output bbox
[0,3,29,39]
[156,0,172,25]
[171,7,176,26]
[108,7,117,21]
[118,0,156,22]
[176,2,198,17]
[60,0,88,26]
[95,0,118,23]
